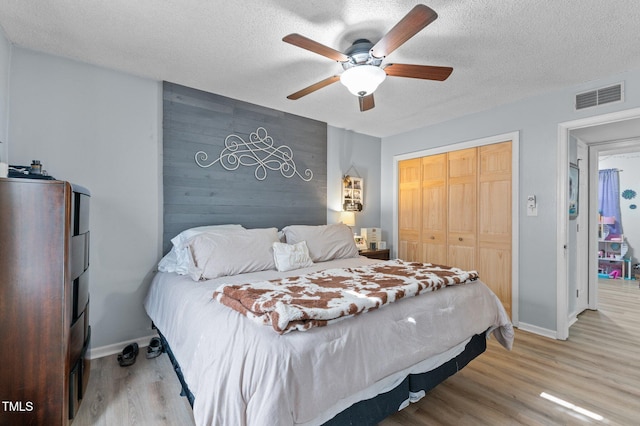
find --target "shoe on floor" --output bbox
[117,342,139,367]
[146,337,163,359]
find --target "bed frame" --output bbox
[157,328,487,425]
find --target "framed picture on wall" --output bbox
[342,175,363,212]
[569,163,579,219]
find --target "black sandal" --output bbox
[146,337,163,359]
[117,342,139,367]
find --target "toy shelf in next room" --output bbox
[597,232,631,279]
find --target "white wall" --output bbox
[600,149,640,264]
[8,47,162,351]
[0,27,10,162]
[327,126,382,238]
[381,68,640,333]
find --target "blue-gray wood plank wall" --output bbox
[163,82,327,253]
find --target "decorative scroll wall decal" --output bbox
[195,127,313,181]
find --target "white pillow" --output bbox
[170,224,245,248]
[272,241,314,272]
[188,227,279,280]
[158,224,245,275]
[157,249,180,273]
[281,224,359,262]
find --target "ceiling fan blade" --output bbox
[370,5,438,59]
[287,75,341,100]
[283,33,350,62]
[359,94,375,112]
[384,63,453,81]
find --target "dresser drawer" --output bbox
[73,271,89,320]
[70,312,85,365]
[69,329,91,420]
[69,362,80,419]
[84,303,90,344]
[80,327,91,400]
[71,233,88,280]
[72,192,90,235]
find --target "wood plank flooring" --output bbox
[73,348,194,425]
[74,279,640,425]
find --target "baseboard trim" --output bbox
[88,333,158,360]
[517,322,558,340]
[568,315,579,328]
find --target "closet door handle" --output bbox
[458,237,463,241]
[430,236,435,240]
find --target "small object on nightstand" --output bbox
[361,228,381,246]
[354,235,367,250]
[359,248,390,260]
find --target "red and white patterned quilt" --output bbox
[213,259,479,333]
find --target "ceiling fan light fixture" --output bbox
[340,65,386,97]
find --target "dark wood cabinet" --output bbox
[359,248,390,260]
[0,178,90,425]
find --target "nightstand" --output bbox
[359,248,390,260]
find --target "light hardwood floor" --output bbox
[74,279,640,425]
[73,346,194,425]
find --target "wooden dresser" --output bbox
[0,178,91,425]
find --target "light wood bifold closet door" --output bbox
[398,158,422,261]
[398,141,512,317]
[448,148,478,272]
[421,153,448,265]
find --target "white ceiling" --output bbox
[2,1,640,138]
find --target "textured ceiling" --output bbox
[1,1,640,137]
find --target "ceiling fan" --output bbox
[283,4,453,112]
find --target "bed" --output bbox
[144,223,513,425]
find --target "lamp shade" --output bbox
[340,211,356,227]
[340,65,386,97]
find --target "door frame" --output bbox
[573,140,589,317]
[556,107,640,340]
[392,131,520,326]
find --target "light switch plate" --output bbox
[527,195,538,216]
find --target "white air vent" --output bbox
[575,83,623,110]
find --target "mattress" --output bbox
[144,257,513,425]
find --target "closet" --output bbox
[399,141,512,316]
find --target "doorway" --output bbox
[596,149,640,279]
[588,140,640,309]
[557,107,640,340]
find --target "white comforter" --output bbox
[144,257,513,426]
